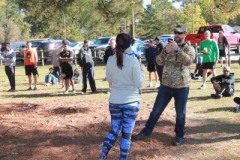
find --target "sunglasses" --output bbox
[174,31,184,35]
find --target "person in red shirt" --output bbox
[22,41,38,90]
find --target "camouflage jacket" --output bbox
[156,42,195,88]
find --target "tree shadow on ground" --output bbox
[195,107,236,113]
[1,89,109,99]
[188,95,213,101]
[0,102,90,115]
[1,107,240,159]
[141,88,159,94]
[132,118,240,146]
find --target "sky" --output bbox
[143,0,181,8]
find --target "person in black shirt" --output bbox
[59,41,74,94]
[103,38,116,64]
[210,66,234,98]
[145,39,158,88]
[103,38,116,93]
[154,37,163,84]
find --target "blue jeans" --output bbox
[45,74,58,84]
[142,85,189,138]
[82,66,96,92]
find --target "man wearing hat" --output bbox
[132,24,195,146]
[210,66,234,98]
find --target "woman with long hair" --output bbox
[99,33,145,160]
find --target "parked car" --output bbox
[158,34,175,47]
[89,36,115,60]
[10,41,27,62]
[36,40,60,62]
[69,41,83,55]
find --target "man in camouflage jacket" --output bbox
[132,24,195,146]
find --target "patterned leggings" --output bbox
[100,102,140,160]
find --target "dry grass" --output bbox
[0,61,239,160]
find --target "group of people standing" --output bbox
[0,40,97,94]
[99,25,196,160]
[1,24,239,160]
[197,30,235,100]
[0,41,38,92]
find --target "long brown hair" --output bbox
[116,33,131,69]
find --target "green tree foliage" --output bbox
[96,0,144,38]
[179,3,206,33]
[138,0,179,39]
[0,0,26,42]
[1,0,240,42]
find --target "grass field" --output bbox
[0,61,239,160]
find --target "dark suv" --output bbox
[89,37,115,60]
[36,40,62,62]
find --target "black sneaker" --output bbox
[131,132,149,141]
[172,137,184,146]
[211,94,222,99]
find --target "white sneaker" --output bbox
[199,84,206,89]
[236,104,240,112]
[148,83,153,88]
[155,82,159,88]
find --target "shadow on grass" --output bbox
[1,88,110,98]
[0,102,90,115]
[188,95,213,101]
[141,88,159,94]
[52,107,89,115]
[195,107,236,113]
[133,118,240,145]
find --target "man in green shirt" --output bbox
[199,30,219,89]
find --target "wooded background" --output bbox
[0,0,240,42]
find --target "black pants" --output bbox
[215,84,234,97]
[82,66,96,92]
[53,66,61,82]
[5,66,15,90]
[156,65,163,84]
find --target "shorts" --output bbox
[61,63,73,79]
[147,63,156,72]
[202,62,216,69]
[219,49,227,57]
[25,65,38,76]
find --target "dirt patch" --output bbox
[0,97,239,160]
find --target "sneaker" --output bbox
[8,88,15,92]
[72,89,76,93]
[107,88,111,94]
[148,83,153,88]
[27,87,32,90]
[211,94,222,99]
[155,82,159,88]
[199,84,206,89]
[33,87,37,90]
[234,104,240,112]
[80,91,86,95]
[64,90,69,94]
[92,90,98,94]
[172,137,184,146]
[131,132,149,141]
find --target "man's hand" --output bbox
[165,41,178,54]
